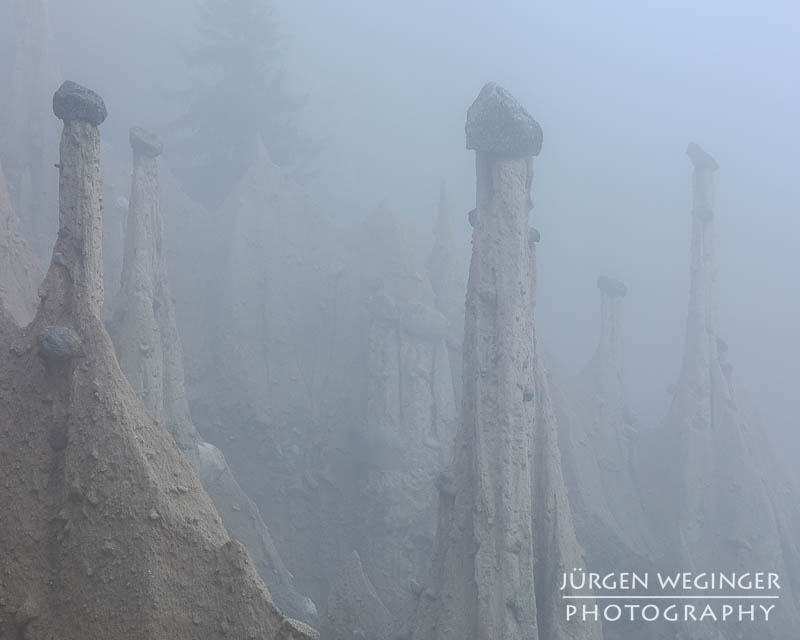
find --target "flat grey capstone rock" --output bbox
[597,275,627,298]
[130,126,163,158]
[686,142,719,171]
[53,81,107,126]
[466,82,543,156]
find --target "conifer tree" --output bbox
[175,0,317,208]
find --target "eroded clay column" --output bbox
[40,81,107,321]
[111,126,201,459]
[112,127,166,422]
[414,82,542,640]
[680,143,720,400]
[466,83,543,637]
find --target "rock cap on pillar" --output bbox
[465,82,543,156]
[686,142,719,171]
[52,81,107,126]
[597,275,627,298]
[129,126,163,158]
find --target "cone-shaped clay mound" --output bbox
[412,83,601,640]
[638,144,800,639]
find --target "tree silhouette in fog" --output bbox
[174,0,318,209]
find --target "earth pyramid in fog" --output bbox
[555,274,655,580]
[0,158,41,325]
[110,126,199,460]
[413,82,601,640]
[108,125,316,625]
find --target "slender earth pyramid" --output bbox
[556,275,654,576]
[110,126,198,460]
[414,82,564,640]
[0,81,316,640]
[640,144,800,639]
[665,144,752,566]
[108,126,316,625]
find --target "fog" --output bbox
[2,1,798,638]
[47,0,799,449]
[270,0,800,448]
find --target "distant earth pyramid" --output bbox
[639,143,800,640]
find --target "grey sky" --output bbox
[49,0,799,445]
[276,0,799,442]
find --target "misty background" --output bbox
[45,0,799,451]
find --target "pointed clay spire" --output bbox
[414,82,541,640]
[637,145,800,636]
[111,125,189,445]
[38,81,106,322]
[677,142,720,410]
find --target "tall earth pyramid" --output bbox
[108,126,316,625]
[553,276,657,640]
[413,83,601,640]
[109,127,199,462]
[640,143,800,639]
[0,81,316,640]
